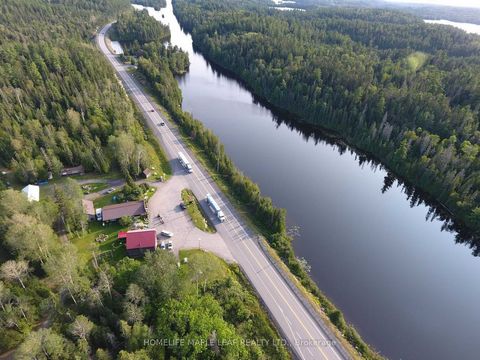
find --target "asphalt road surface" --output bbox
[97,23,351,360]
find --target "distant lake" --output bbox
[110,41,124,55]
[425,19,480,34]
[270,7,306,11]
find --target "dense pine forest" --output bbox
[0,0,164,184]
[173,0,480,237]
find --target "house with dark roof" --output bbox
[102,201,147,222]
[125,229,157,257]
[61,165,85,176]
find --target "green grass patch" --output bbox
[178,249,229,289]
[81,182,109,194]
[181,189,216,233]
[38,172,123,200]
[93,184,156,208]
[132,99,172,180]
[93,189,123,208]
[71,221,128,265]
[145,132,172,180]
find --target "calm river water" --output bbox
[135,3,480,359]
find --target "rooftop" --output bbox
[82,199,95,216]
[22,184,40,202]
[61,165,84,176]
[102,201,147,221]
[125,229,156,250]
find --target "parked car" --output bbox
[106,187,115,194]
[160,230,173,238]
[167,240,173,251]
[180,202,187,210]
[160,241,166,250]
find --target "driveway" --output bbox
[147,160,235,263]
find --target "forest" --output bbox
[0,186,288,359]
[0,0,163,185]
[172,0,480,237]
[111,9,189,76]
[111,9,170,45]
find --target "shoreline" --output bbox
[175,19,478,245]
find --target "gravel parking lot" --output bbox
[147,161,235,263]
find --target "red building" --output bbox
[124,229,157,257]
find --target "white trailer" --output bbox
[178,151,193,173]
[206,193,226,222]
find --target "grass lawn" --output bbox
[178,249,230,295]
[93,186,156,209]
[144,139,171,180]
[93,190,123,208]
[71,221,127,265]
[81,182,109,194]
[181,189,215,233]
[38,172,123,200]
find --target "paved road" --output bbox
[97,23,350,360]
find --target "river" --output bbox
[134,3,480,359]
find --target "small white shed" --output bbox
[22,184,40,202]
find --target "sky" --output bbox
[386,0,480,8]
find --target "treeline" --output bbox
[0,187,289,359]
[111,10,170,44]
[0,0,163,183]
[172,0,480,237]
[131,0,166,11]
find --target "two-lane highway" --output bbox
[97,23,351,360]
